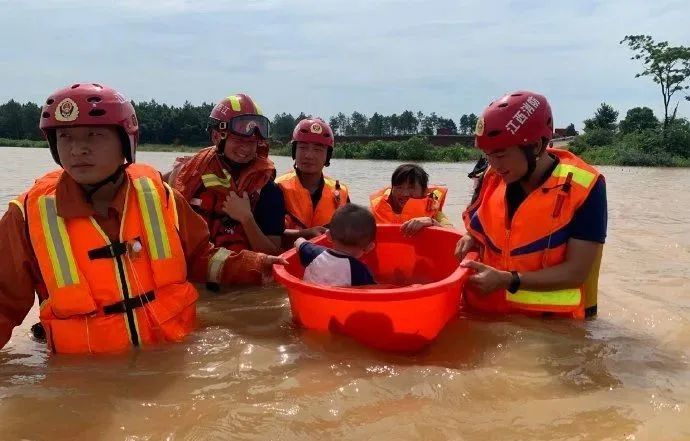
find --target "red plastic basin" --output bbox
[273,225,475,352]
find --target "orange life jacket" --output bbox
[169,146,276,251]
[25,164,198,354]
[275,170,348,229]
[369,186,447,224]
[463,149,603,319]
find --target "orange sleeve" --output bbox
[172,190,267,286]
[0,202,42,349]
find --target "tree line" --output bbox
[0,98,485,146]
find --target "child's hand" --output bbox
[401,217,433,237]
[222,192,252,224]
[294,237,307,249]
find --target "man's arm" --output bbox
[173,189,268,286]
[0,203,41,349]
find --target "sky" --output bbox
[1,0,689,130]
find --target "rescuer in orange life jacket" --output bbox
[167,94,285,257]
[0,83,285,354]
[457,90,607,319]
[276,118,350,246]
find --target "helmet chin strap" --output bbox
[519,139,548,183]
[83,163,129,202]
[216,136,227,155]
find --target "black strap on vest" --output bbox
[88,237,142,260]
[103,291,155,315]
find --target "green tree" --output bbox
[328,116,341,136]
[367,112,385,136]
[565,123,578,136]
[467,113,479,134]
[619,107,659,134]
[416,111,426,133]
[272,112,296,140]
[436,117,458,134]
[420,112,438,135]
[389,113,401,135]
[0,99,23,139]
[584,103,619,132]
[399,110,418,134]
[459,114,470,135]
[333,112,349,136]
[621,35,690,139]
[350,111,368,135]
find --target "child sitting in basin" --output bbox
[369,164,453,236]
[295,204,376,287]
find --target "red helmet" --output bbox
[39,83,139,165]
[291,118,334,148]
[208,93,270,140]
[475,91,553,153]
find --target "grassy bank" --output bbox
[570,125,690,167]
[270,136,482,162]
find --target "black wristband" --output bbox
[507,271,521,294]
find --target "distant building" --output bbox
[554,127,578,137]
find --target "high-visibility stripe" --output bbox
[254,102,263,115]
[163,183,180,230]
[201,169,233,189]
[227,95,242,112]
[38,196,79,287]
[274,172,295,184]
[201,174,231,188]
[208,248,232,283]
[9,199,24,218]
[553,164,595,188]
[134,177,172,260]
[508,288,581,307]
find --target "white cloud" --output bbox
[0,0,689,128]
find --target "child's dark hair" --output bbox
[391,164,429,190]
[329,204,376,248]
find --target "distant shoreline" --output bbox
[2,138,689,167]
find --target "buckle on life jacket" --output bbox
[551,172,573,218]
[333,180,341,205]
[103,291,156,315]
[88,238,143,260]
[426,192,438,212]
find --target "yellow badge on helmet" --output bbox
[475,117,485,136]
[55,98,79,122]
[310,123,323,134]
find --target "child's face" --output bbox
[390,181,425,209]
[295,141,328,174]
[56,125,125,185]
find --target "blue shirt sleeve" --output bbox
[348,258,376,286]
[298,242,326,267]
[254,180,286,236]
[569,176,607,243]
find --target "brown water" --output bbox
[1,147,689,441]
